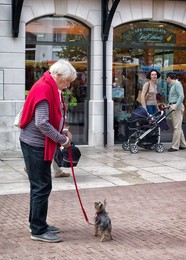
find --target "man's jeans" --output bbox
[20,141,52,235]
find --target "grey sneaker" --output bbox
[31,231,63,243]
[29,225,61,234]
[47,225,61,234]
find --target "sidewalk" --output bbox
[0,144,186,259]
[1,144,186,195]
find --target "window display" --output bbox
[113,21,186,143]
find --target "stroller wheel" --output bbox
[122,142,130,151]
[155,144,165,153]
[130,144,138,154]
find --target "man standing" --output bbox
[166,72,186,152]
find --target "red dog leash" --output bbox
[68,146,94,226]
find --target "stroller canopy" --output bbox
[131,106,149,121]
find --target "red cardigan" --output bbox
[20,71,64,161]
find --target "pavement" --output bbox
[0,144,186,259]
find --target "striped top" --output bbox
[19,100,68,147]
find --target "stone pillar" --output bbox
[0,2,25,150]
[88,25,114,146]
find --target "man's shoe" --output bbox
[168,148,178,152]
[29,225,61,234]
[55,172,70,178]
[31,231,63,243]
[179,147,186,150]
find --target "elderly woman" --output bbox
[20,59,77,243]
[141,69,161,115]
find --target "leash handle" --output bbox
[68,146,90,224]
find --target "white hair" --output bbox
[49,59,77,81]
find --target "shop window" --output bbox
[25,17,90,145]
[113,21,186,143]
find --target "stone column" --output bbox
[88,25,114,146]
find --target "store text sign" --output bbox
[122,27,176,44]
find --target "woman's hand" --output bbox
[62,140,71,148]
[62,129,73,142]
[65,131,72,142]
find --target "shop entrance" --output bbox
[113,21,186,143]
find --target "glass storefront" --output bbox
[25,19,186,145]
[25,17,90,144]
[113,21,186,143]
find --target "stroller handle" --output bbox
[161,105,175,117]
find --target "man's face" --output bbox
[166,76,171,84]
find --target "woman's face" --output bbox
[150,71,158,81]
[54,74,71,91]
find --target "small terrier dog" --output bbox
[94,199,113,242]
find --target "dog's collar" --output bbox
[95,211,104,217]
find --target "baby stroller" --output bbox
[122,106,170,154]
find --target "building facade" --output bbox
[0,0,186,150]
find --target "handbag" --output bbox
[136,82,150,104]
[14,108,23,128]
[54,143,81,168]
[136,90,142,103]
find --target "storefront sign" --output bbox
[122,27,176,44]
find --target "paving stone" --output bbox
[0,183,186,259]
